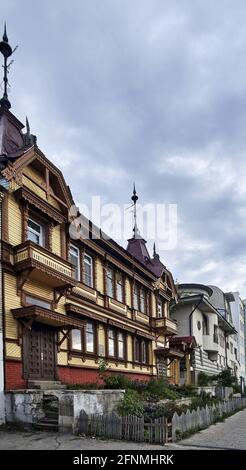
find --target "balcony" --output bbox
[14,241,76,288]
[151,316,177,335]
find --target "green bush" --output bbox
[216,369,237,387]
[175,384,197,397]
[103,374,131,390]
[145,377,169,397]
[117,390,144,417]
[197,371,211,386]
[66,383,100,390]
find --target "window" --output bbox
[118,332,124,359]
[157,298,164,318]
[142,342,147,364]
[202,314,209,335]
[108,328,115,357]
[234,348,237,359]
[134,338,148,364]
[116,272,124,303]
[83,254,93,287]
[230,342,233,354]
[106,267,114,298]
[133,284,148,314]
[140,289,146,314]
[25,295,51,309]
[27,218,44,246]
[71,329,82,351]
[86,321,94,353]
[69,245,80,281]
[133,285,139,310]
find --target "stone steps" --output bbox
[28,380,66,390]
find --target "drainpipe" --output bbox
[189,295,204,336]
[0,186,5,424]
[188,295,204,386]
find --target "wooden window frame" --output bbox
[134,337,149,365]
[21,291,53,310]
[25,210,50,249]
[106,327,126,361]
[69,244,81,281]
[105,264,126,304]
[82,252,94,288]
[70,320,97,356]
[133,283,148,315]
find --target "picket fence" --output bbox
[78,397,246,445]
[172,396,246,441]
[79,411,167,444]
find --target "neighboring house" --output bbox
[0,28,178,391]
[208,286,240,380]
[228,292,246,390]
[171,284,238,385]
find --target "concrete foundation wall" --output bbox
[5,389,124,434]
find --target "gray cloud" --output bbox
[1,0,246,295]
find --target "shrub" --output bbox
[198,371,211,386]
[216,369,237,387]
[117,390,144,417]
[103,374,131,390]
[175,384,197,397]
[127,379,149,392]
[66,383,100,390]
[145,377,169,397]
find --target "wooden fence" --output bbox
[171,396,246,441]
[79,411,167,445]
[78,397,246,445]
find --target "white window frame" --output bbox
[83,253,93,288]
[69,245,80,281]
[27,217,44,246]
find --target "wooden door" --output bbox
[23,324,56,380]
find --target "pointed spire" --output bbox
[153,242,156,257]
[0,23,13,110]
[3,22,8,43]
[26,116,30,135]
[131,183,140,238]
[153,242,160,260]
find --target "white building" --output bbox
[230,292,246,390]
[171,284,239,385]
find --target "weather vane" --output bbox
[0,23,17,110]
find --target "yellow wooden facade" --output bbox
[1,143,178,389]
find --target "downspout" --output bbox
[0,186,5,423]
[189,295,204,336]
[188,294,204,386]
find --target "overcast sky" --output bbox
[1,0,246,296]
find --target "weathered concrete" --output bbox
[5,389,124,433]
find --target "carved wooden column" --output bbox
[48,221,54,251]
[22,202,29,242]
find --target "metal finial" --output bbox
[0,23,13,109]
[26,116,30,135]
[153,242,160,260]
[3,22,8,42]
[131,183,139,237]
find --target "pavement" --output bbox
[0,408,245,450]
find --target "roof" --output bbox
[170,336,197,348]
